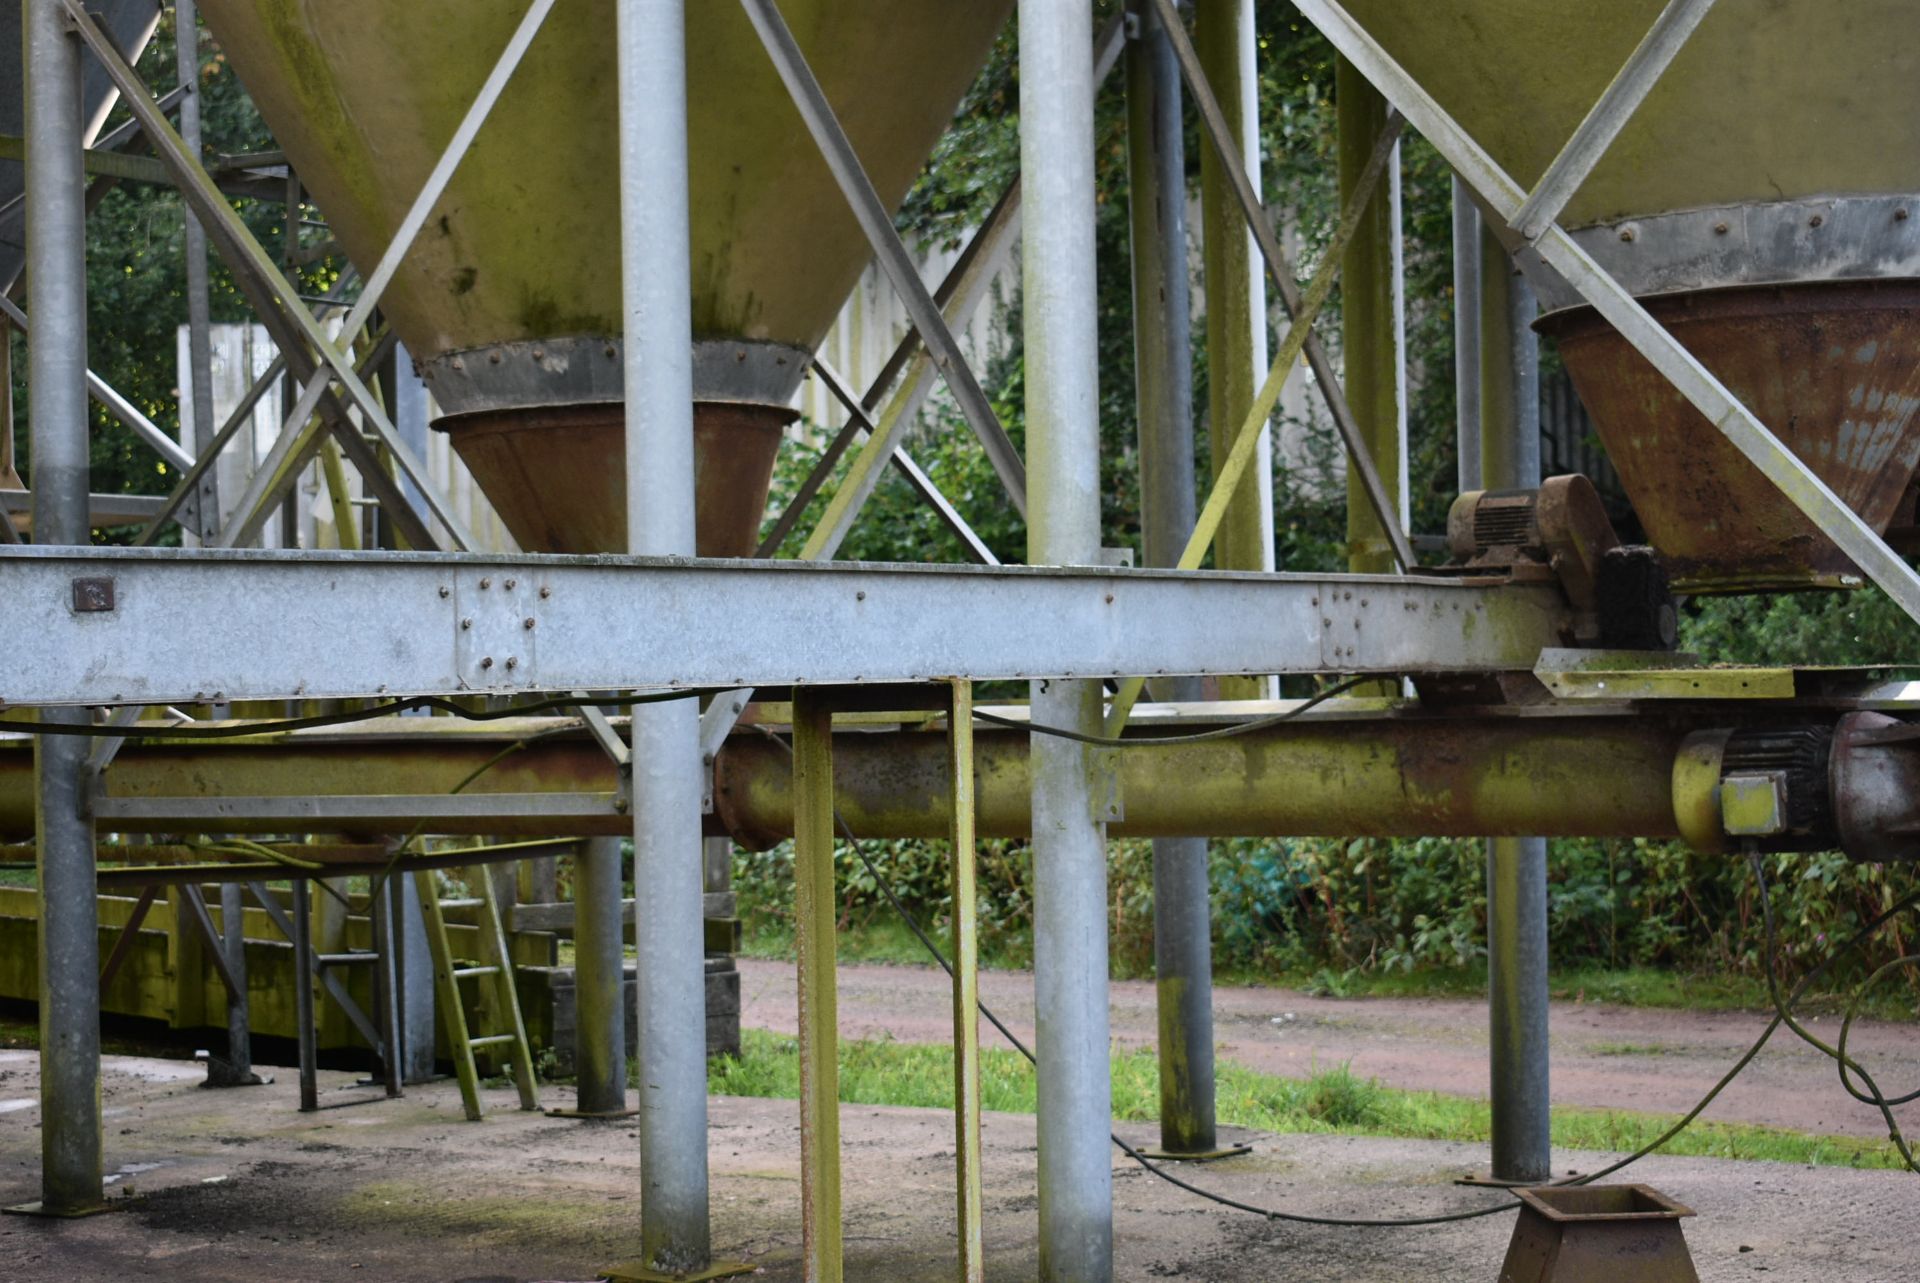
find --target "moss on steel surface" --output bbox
[197,0,1010,356]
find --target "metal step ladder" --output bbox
[413,867,539,1121]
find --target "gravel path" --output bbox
[739,956,1920,1139]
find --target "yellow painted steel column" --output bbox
[792,691,841,1283]
[1336,59,1406,577]
[947,681,983,1283]
[1196,0,1274,701]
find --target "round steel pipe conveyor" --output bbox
[0,714,1688,844]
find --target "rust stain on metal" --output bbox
[1541,280,1920,593]
[437,400,791,555]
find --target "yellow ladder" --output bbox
[414,867,539,1121]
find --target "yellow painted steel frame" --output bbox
[791,684,983,1283]
[791,690,841,1283]
[947,681,983,1283]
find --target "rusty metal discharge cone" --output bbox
[197,0,1010,553]
[1339,0,1920,591]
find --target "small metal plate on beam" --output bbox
[1535,649,1797,700]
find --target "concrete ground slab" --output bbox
[0,1052,1912,1281]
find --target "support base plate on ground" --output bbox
[547,1106,640,1120]
[3,1198,126,1218]
[1457,1171,1574,1189]
[1138,1143,1253,1163]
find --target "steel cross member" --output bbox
[1292,0,1920,630]
[1146,0,1415,572]
[58,0,477,552]
[1509,0,1717,243]
[0,545,1568,707]
[738,0,1029,517]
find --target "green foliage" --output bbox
[1679,585,1920,669]
[13,13,341,534]
[737,832,1919,1012]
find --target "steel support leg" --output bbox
[791,692,840,1283]
[1022,2,1112,1278]
[203,882,265,1088]
[17,0,103,1219]
[292,879,319,1113]
[1125,0,1224,1162]
[1451,177,1483,496]
[1462,200,1552,1185]
[1195,0,1275,705]
[175,0,217,539]
[610,4,738,1279]
[397,874,437,1084]
[1337,61,1407,578]
[947,681,984,1283]
[573,835,630,1115]
[371,880,403,1097]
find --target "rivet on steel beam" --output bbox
[460,618,473,630]
[523,617,536,630]
[504,578,517,590]
[505,657,517,670]
[481,657,494,669]
[855,591,866,601]
[438,586,450,598]
[1809,214,1824,228]
[479,577,492,589]
[539,586,552,599]
[1619,226,1636,242]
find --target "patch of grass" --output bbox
[710,1028,1910,1172]
[1591,1043,1670,1058]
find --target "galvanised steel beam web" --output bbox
[0,546,1571,707]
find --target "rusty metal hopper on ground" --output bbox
[197,0,1010,554]
[1340,0,1920,591]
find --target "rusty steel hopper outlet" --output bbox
[1540,281,1920,593]
[1497,1185,1699,1283]
[438,400,789,558]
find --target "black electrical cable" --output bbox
[0,686,727,740]
[1746,847,1919,1174]
[752,718,1522,1227]
[971,674,1375,747]
[751,691,1920,1228]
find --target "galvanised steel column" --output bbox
[1450,177,1482,497]
[615,2,721,1276]
[1195,0,1273,702]
[1337,61,1406,577]
[1022,3,1111,1279]
[1467,202,1551,1185]
[573,835,629,1115]
[23,0,102,1217]
[1125,0,1217,1162]
[176,0,216,535]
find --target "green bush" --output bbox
[735,832,1917,1009]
